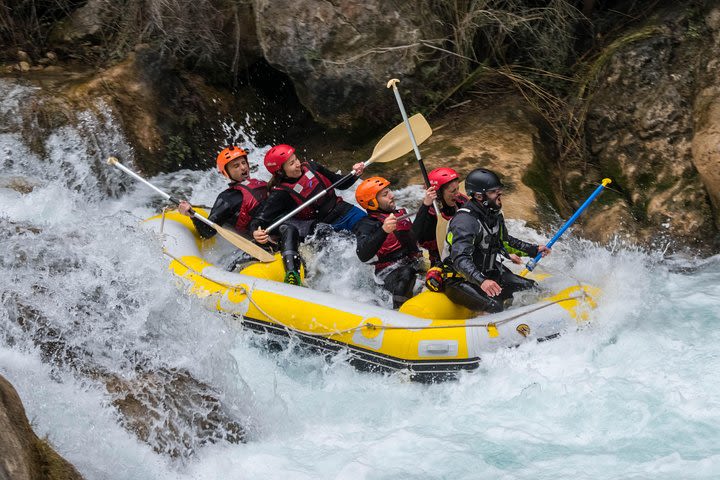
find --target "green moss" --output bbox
[576,25,671,100]
[522,156,556,211]
[35,437,82,480]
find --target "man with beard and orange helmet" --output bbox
[352,177,434,309]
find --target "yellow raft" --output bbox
[146,211,599,381]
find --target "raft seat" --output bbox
[398,291,475,320]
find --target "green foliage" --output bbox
[165,135,192,168]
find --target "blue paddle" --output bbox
[520,178,612,277]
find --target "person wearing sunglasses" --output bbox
[439,168,550,313]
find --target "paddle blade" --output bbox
[215,225,276,263]
[367,113,432,164]
[435,215,449,257]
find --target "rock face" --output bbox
[65,47,249,174]
[0,374,84,480]
[254,0,437,129]
[583,6,720,250]
[692,7,720,227]
[49,0,262,73]
[360,95,548,227]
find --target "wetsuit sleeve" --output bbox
[448,214,487,286]
[249,189,295,231]
[312,162,359,190]
[500,216,539,257]
[353,217,389,262]
[412,203,436,242]
[192,189,244,239]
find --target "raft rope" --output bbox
[161,249,590,339]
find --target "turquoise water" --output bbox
[1,79,719,479]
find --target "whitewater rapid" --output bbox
[1,78,720,479]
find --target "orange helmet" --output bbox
[355,176,390,211]
[216,146,248,177]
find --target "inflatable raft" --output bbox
[146,210,599,381]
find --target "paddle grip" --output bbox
[388,80,443,215]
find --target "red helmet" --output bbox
[428,167,459,190]
[216,146,248,178]
[356,176,390,211]
[264,144,295,174]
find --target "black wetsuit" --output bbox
[442,199,539,313]
[353,210,422,309]
[192,185,301,274]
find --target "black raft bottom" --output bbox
[237,315,481,383]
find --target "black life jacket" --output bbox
[443,204,503,275]
[419,193,469,255]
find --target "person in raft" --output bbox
[352,176,434,309]
[178,146,304,286]
[440,168,551,313]
[413,167,469,266]
[250,144,366,243]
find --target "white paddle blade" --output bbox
[435,215,449,257]
[368,113,432,164]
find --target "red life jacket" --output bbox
[419,193,469,260]
[273,163,340,220]
[369,209,419,270]
[229,178,268,233]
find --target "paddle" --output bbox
[107,157,276,263]
[264,113,432,233]
[519,178,612,277]
[386,78,446,251]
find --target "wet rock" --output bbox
[106,367,246,457]
[254,0,439,129]
[2,284,247,459]
[361,96,547,226]
[691,6,720,228]
[0,374,84,480]
[0,176,37,194]
[46,52,58,63]
[18,61,31,72]
[16,50,30,63]
[48,0,110,44]
[583,7,719,251]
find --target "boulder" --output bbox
[254,0,438,129]
[583,8,718,251]
[691,6,720,226]
[0,374,84,480]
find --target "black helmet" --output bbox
[465,168,503,196]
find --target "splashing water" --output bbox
[1,78,720,479]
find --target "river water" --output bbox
[1,78,719,479]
